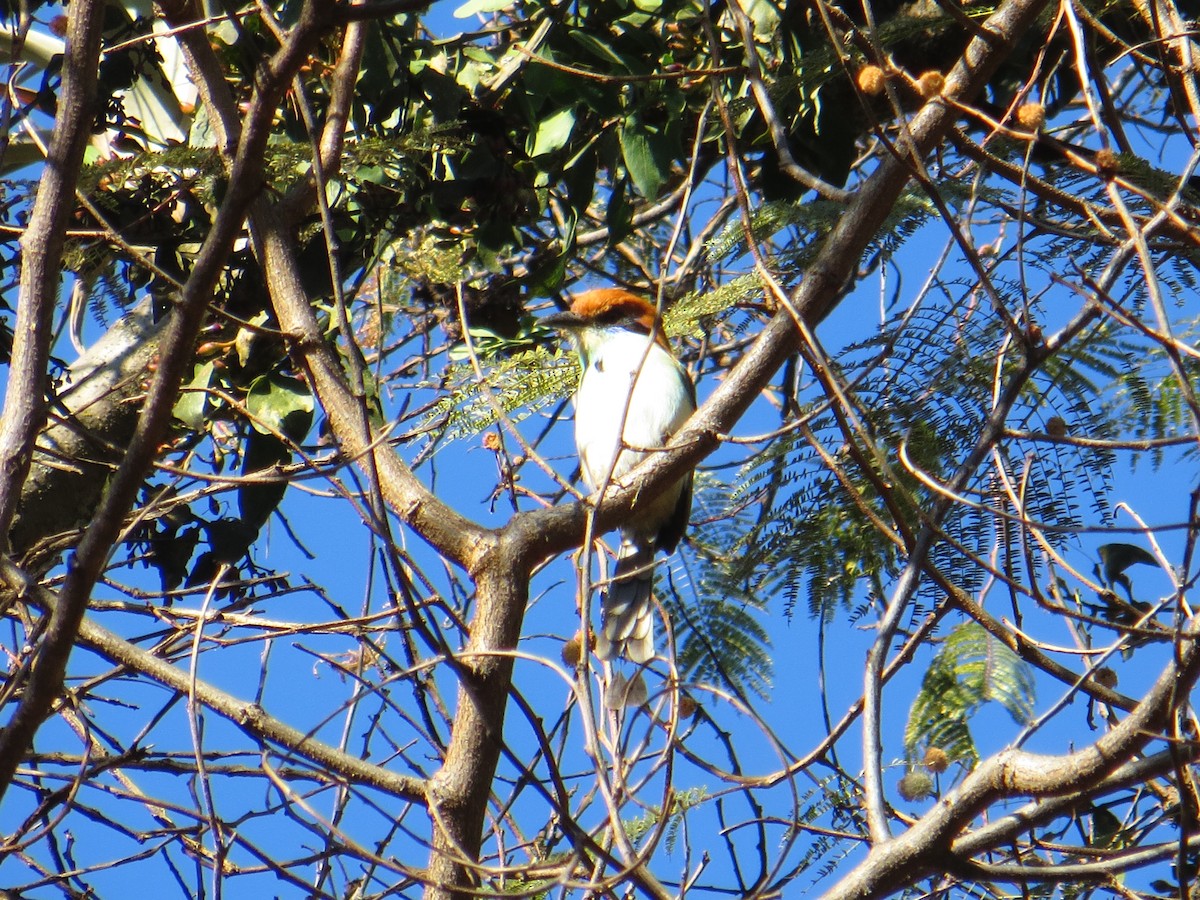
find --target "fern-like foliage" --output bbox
[667,474,774,699]
[623,786,708,853]
[788,772,868,884]
[666,274,767,332]
[904,621,1035,768]
[421,347,577,448]
[1105,313,1200,469]
[703,289,1134,625]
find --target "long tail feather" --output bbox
[595,540,656,663]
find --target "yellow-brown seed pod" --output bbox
[923,746,950,773]
[898,771,935,801]
[1046,416,1068,438]
[1095,148,1120,178]
[857,65,887,97]
[1016,102,1046,131]
[561,632,586,667]
[915,70,945,99]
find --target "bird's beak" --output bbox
[542,310,583,331]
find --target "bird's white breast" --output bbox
[574,329,694,501]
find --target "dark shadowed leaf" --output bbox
[1098,543,1157,583]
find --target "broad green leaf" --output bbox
[246,374,314,440]
[238,431,290,532]
[741,0,781,38]
[606,174,633,245]
[1090,807,1123,849]
[452,0,512,18]
[567,30,645,74]
[563,140,600,212]
[174,360,214,430]
[240,375,313,532]
[620,120,666,199]
[235,312,270,367]
[524,209,577,297]
[528,107,576,158]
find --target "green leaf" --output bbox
[528,107,576,158]
[235,311,270,367]
[1090,807,1123,849]
[563,143,599,213]
[174,361,214,430]
[246,374,314,440]
[238,431,290,533]
[239,376,313,530]
[567,30,645,74]
[620,119,667,199]
[1098,543,1157,584]
[605,174,634,245]
[904,622,1036,769]
[525,210,577,297]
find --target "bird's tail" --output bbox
[595,539,656,663]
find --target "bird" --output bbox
[544,288,696,663]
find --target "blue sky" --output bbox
[2,2,1199,897]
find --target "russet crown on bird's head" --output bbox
[545,289,671,350]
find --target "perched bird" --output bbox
[545,289,696,663]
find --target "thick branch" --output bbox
[0,0,105,546]
[0,0,339,802]
[392,0,1059,890]
[825,618,1200,900]
[424,558,528,899]
[173,16,496,893]
[510,0,1056,573]
[167,0,480,566]
[248,131,499,900]
[956,835,1200,882]
[951,746,1200,861]
[158,0,241,161]
[250,200,491,571]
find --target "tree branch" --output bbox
[0,0,105,547]
[0,0,342,802]
[0,557,427,802]
[826,617,1200,899]
[10,301,168,566]
[951,746,1200,861]
[508,0,1057,577]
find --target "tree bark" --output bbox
[9,301,168,566]
[425,558,528,898]
[0,0,339,803]
[0,0,106,548]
